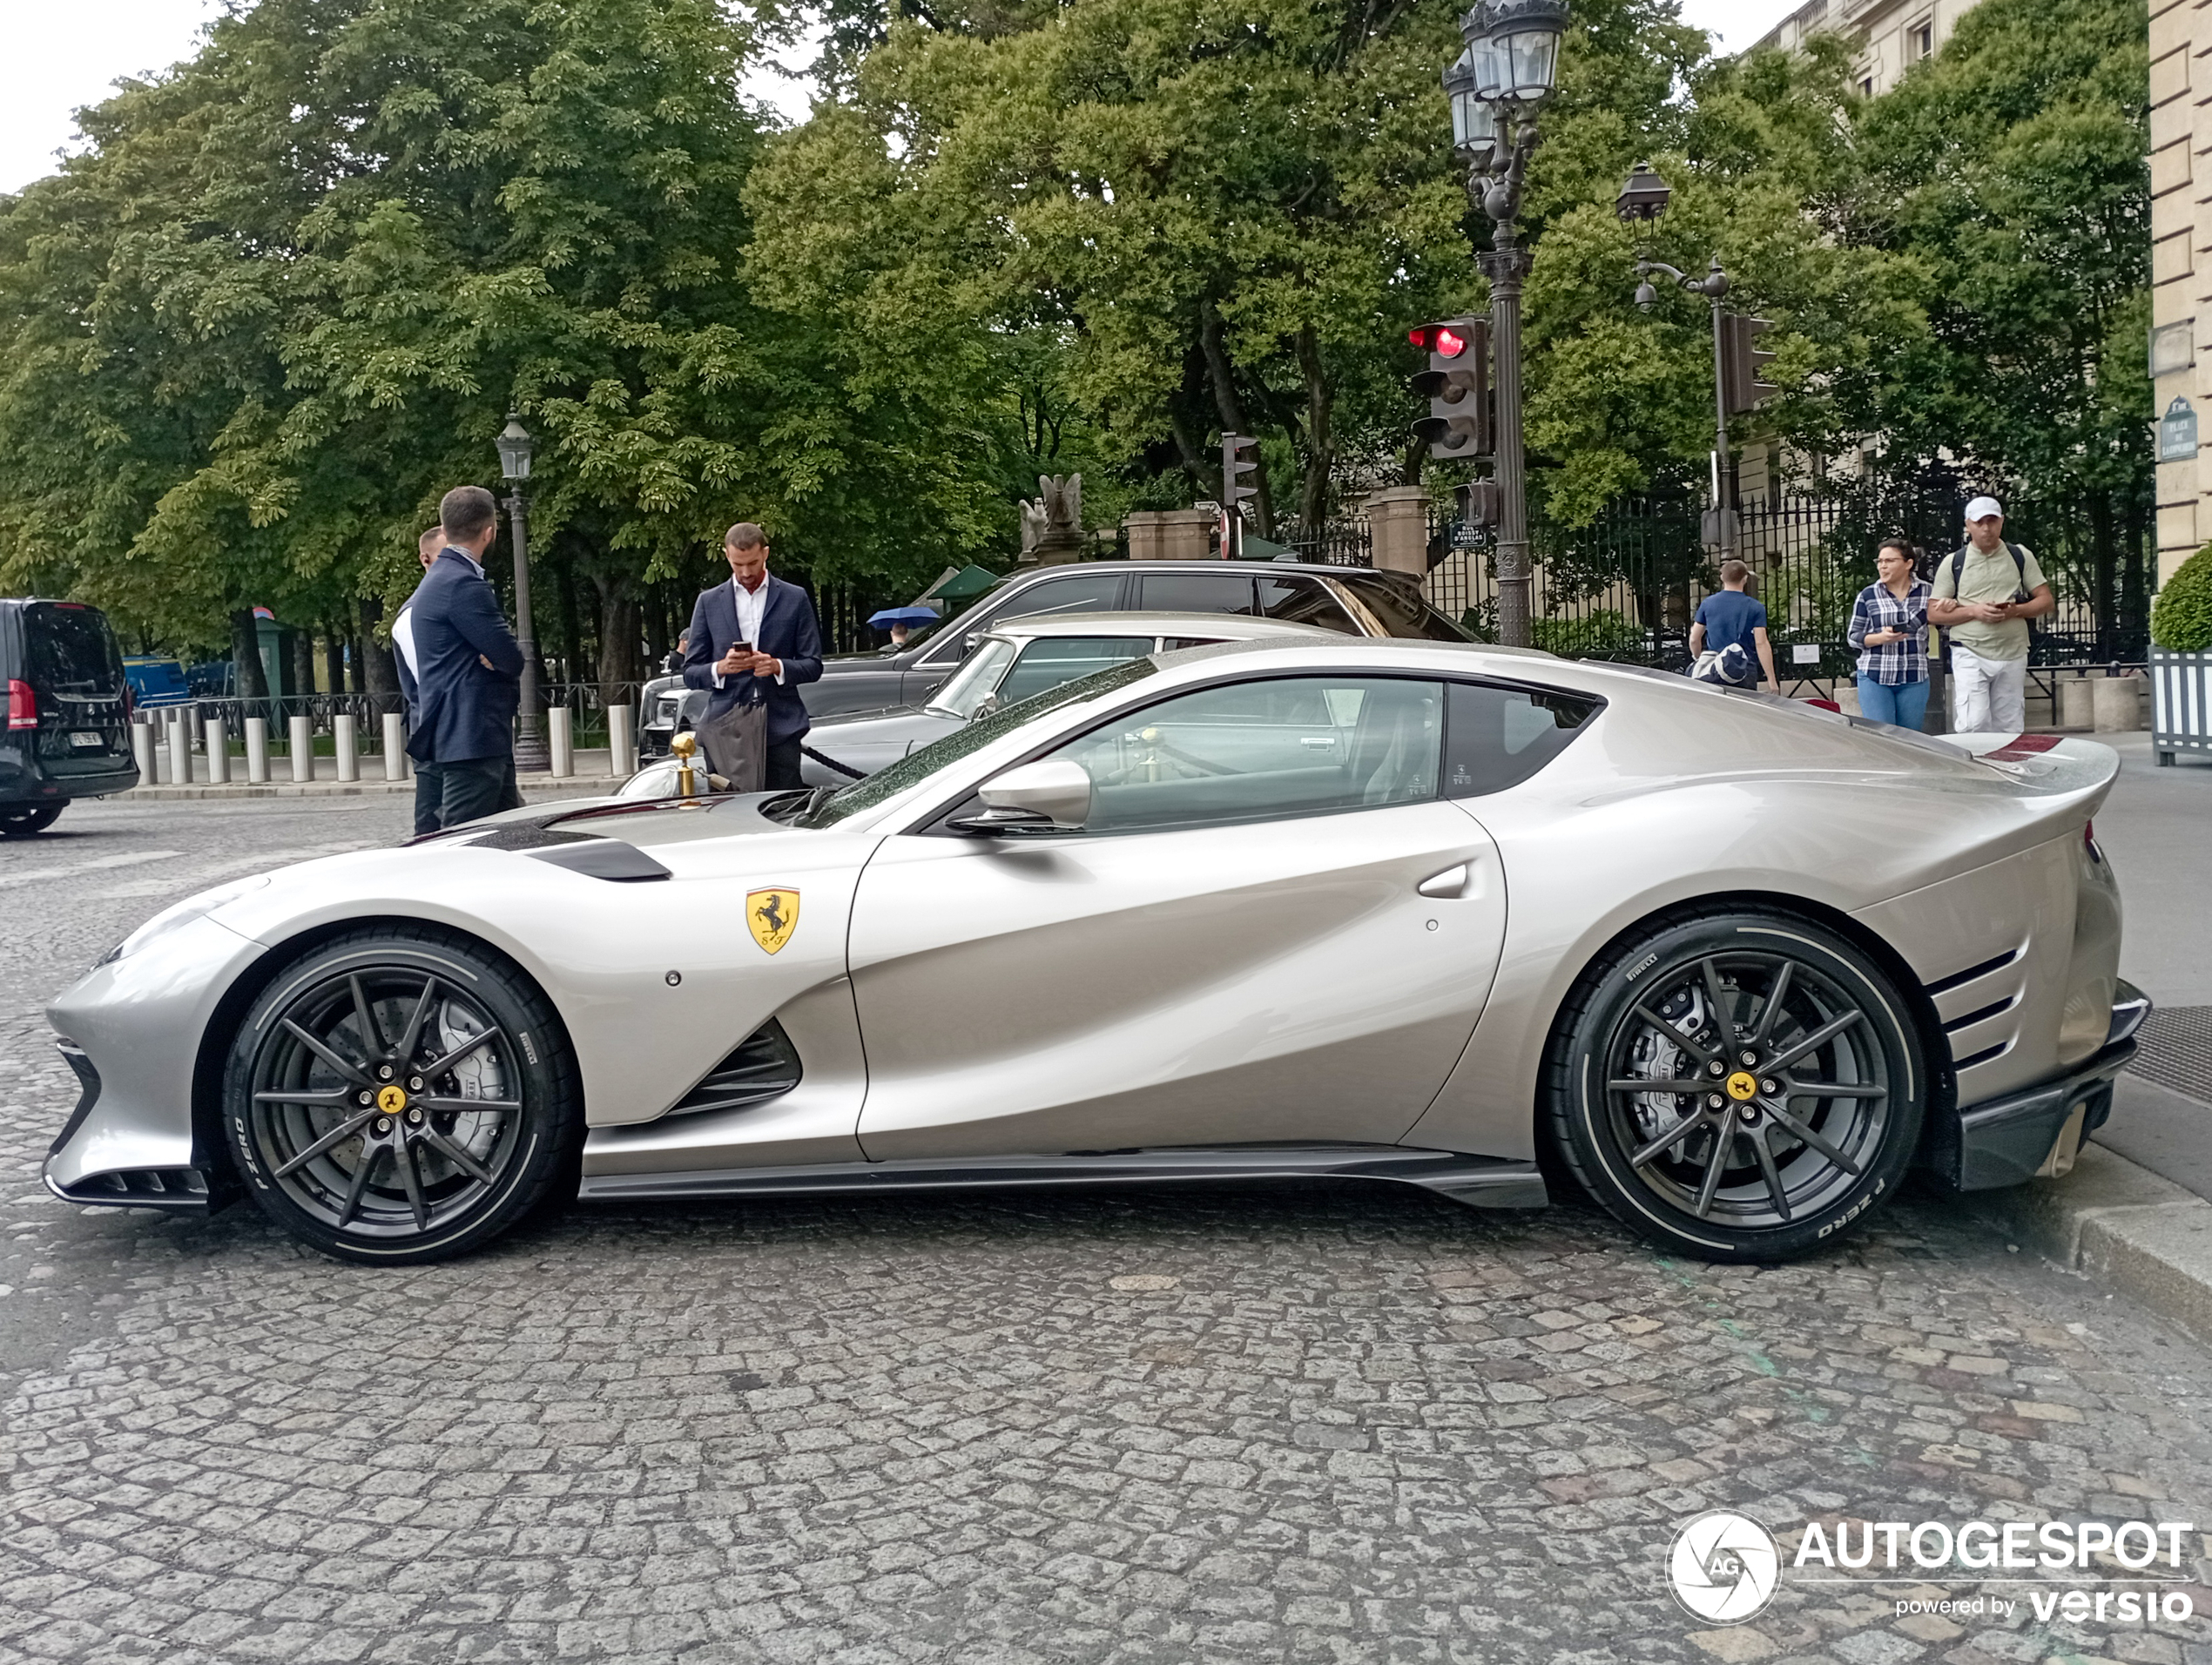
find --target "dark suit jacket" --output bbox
[681,575,824,746]
[402,549,523,763]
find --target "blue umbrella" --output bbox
[867,606,941,630]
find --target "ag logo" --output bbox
[1669,1510,1780,1623]
[746,888,799,955]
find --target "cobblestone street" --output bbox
[3,798,2209,1664]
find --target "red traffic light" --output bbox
[1408,324,1469,358]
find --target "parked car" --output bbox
[618,612,1345,795]
[48,638,2142,1266]
[123,656,194,710]
[800,561,1472,720]
[2,598,138,835]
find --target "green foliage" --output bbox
[2151,545,2212,652]
[1531,608,1642,657]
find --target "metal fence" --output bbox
[1420,481,2153,673]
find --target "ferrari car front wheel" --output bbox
[1546,909,1925,1263]
[224,928,581,1265]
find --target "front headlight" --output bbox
[97,873,271,967]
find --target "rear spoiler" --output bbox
[1946,731,2121,805]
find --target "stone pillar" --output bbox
[1124,509,1217,560]
[1365,486,1430,576]
[2093,675,2144,731]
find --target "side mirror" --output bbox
[968,693,1001,724]
[949,759,1091,835]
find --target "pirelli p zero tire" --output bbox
[1544,908,1925,1264]
[224,927,581,1266]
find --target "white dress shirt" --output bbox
[715,576,786,687]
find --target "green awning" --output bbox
[1235,536,1296,562]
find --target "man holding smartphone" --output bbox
[1929,496,2054,735]
[680,522,824,789]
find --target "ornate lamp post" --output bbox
[1616,161,1737,552]
[495,412,550,772]
[1448,0,1568,647]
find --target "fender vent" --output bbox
[56,1168,212,1211]
[666,1020,802,1118]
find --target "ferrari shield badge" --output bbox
[747,888,799,955]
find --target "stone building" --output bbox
[2153,0,2208,583]
[1756,0,1973,97]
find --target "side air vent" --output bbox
[55,1168,212,1211]
[665,1020,802,1119]
[1925,948,2021,997]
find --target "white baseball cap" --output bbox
[1965,495,2004,522]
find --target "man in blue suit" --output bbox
[402,485,525,826]
[681,522,824,788]
[393,523,448,835]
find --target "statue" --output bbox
[1018,473,1086,565]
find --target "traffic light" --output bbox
[1221,433,1258,557]
[1719,313,1778,414]
[1455,480,1499,529]
[1409,317,1490,460]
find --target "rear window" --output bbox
[26,604,124,696]
[1443,680,1601,797]
[1335,575,1474,642]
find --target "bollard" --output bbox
[168,714,193,785]
[2092,675,2141,733]
[607,704,637,779]
[289,713,313,783]
[2058,676,2094,731]
[382,711,408,781]
[131,718,155,786]
[246,717,270,783]
[206,717,231,785]
[548,705,574,778]
[334,714,359,782]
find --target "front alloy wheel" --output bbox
[226,928,579,1264]
[1547,910,1925,1261]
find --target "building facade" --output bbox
[1756,0,1976,96]
[2153,0,2209,583]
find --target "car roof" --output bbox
[975,612,1344,643]
[993,560,1406,583]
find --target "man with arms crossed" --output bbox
[403,486,525,825]
[681,522,824,790]
[1929,495,2054,735]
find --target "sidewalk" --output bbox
[127,748,628,802]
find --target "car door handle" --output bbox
[1418,863,1470,899]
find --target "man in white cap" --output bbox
[1928,495,2053,733]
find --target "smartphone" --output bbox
[731,638,752,657]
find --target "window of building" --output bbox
[1858,76,1875,98]
[1912,22,1932,57]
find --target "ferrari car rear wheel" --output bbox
[1546,909,1925,1263]
[224,928,580,1265]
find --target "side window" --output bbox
[1334,574,1474,641]
[920,575,1126,665]
[997,574,1125,622]
[997,637,1153,705]
[1255,576,1358,635]
[1134,574,1255,615]
[1050,676,1443,834]
[1442,680,1601,798]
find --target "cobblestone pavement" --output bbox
[3,798,2210,1665]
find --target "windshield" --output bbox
[27,603,124,696]
[925,636,1020,719]
[804,655,1162,827]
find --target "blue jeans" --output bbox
[1856,675,1930,731]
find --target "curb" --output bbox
[122,779,620,801]
[1978,1143,2212,1345]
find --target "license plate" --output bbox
[70,731,105,749]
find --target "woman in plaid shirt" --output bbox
[1848,539,1934,729]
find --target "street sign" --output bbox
[2159,396,2198,463]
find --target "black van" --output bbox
[2,599,138,835]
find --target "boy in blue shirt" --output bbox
[1689,561,1778,689]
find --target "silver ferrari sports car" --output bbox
[44,637,2145,1266]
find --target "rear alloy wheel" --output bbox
[1546,910,1925,1262]
[225,929,580,1264]
[1,804,63,837]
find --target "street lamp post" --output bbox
[495,412,550,773]
[1447,0,1568,648]
[1616,162,1737,553]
